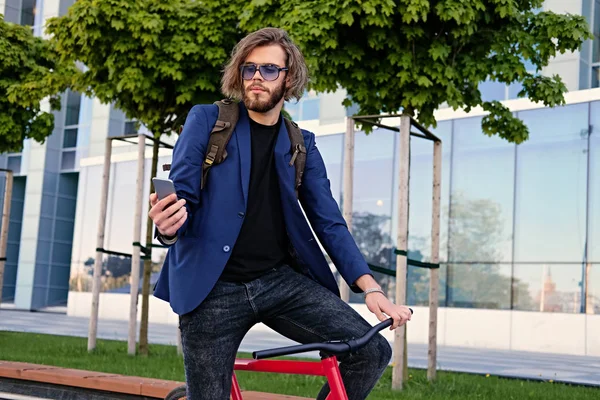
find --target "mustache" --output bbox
[247,84,269,93]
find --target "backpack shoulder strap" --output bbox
[161,100,239,176]
[284,118,306,198]
[201,99,239,189]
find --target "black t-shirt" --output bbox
[219,116,291,282]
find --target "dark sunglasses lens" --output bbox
[242,65,257,80]
[260,65,279,81]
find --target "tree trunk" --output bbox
[139,137,160,356]
[392,115,410,390]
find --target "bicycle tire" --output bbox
[164,385,187,400]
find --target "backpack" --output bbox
[163,99,307,198]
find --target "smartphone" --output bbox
[152,177,176,200]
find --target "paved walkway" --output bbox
[1,309,599,387]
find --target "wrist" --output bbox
[355,273,380,292]
[364,287,385,298]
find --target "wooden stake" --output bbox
[88,139,112,352]
[428,140,442,381]
[340,117,355,302]
[0,170,13,307]
[392,115,410,390]
[128,134,146,355]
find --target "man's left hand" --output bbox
[365,292,412,330]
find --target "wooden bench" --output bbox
[0,361,310,399]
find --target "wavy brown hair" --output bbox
[221,28,308,102]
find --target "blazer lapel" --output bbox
[274,117,295,190]
[235,103,251,206]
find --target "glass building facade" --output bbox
[63,98,600,317]
[324,101,599,314]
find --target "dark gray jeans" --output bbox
[178,265,392,400]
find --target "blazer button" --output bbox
[238,212,245,218]
[223,245,231,252]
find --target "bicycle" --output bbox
[165,310,412,400]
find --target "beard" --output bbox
[243,81,286,113]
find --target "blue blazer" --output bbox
[153,102,371,316]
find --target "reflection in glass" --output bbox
[65,91,82,126]
[7,156,21,175]
[589,102,600,261]
[594,0,600,63]
[450,116,515,262]
[514,104,588,263]
[61,151,76,170]
[587,264,600,314]
[447,263,511,309]
[513,264,584,313]
[348,130,395,303]
[408,120,452,263]
[63,128,78,148]
[20,0,36,26]
[407,263,447,307]
[70,166,102,290]
[315,134,343,205]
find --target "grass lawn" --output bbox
[0,330,598,399]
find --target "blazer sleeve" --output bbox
[298,131,372,293]
[158,105,211,243]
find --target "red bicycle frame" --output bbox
[231,356,348,400]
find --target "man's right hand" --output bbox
[149,193,187,237]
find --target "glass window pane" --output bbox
[284,101,300,121]
[594,0,600,62]
[514,105,589,263]
[348,130,395,303]
[479,80,506,102]
[513,263,584,313]
[587,264,600,314]
[593,66,600,88]
[301,99,320,120]
[447,263,511,309]
[315,134,343,205]
[65,91,82,126]
[407,263,447,307]
[61,151,76,170]
[63,128,78,148]
[124,121,138,135]
[408,121,452,263]
[20,0,36,26]
[7,156,21,175]
[59,0,76,17]
[450,117,515,262]
[589,102,600,261]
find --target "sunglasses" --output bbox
[241,63,288,81]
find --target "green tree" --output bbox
[47,0,244,355]
[0,17,75,153]
[240,0,591,144]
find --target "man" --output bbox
[149,27,412,400]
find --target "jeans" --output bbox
[179,265,392,400]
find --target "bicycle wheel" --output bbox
[164,385,187,400]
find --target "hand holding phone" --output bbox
[149,178,187,237]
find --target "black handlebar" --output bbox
[253,308,413,360]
